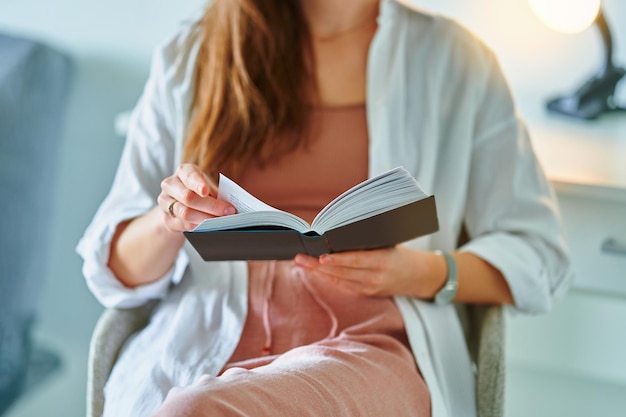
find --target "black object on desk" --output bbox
[546,8,625,120]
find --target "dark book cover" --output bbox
[183,196,439,261]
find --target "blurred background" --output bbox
[0,0,624,416]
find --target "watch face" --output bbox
[435,283,457,305]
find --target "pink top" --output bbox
[223,105,413,369]
[236,104,369,224]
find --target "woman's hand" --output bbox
[157,163,237,232]
[293,245,445,299]
[109,163,237,287]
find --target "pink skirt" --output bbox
[152,261,431,416]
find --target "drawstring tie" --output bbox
[261,261,276,355]
[296,267,339,340]
[260,261,339,356]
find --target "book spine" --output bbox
[299,234,331,257]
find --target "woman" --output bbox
[77,0,572,416]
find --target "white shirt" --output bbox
[77,1,572,416]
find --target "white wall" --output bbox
[412,0,626,103]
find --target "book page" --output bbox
[189,173,311,232]
[217,174,279,213]
[311,167,428,233]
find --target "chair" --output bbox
[87,302,505,417]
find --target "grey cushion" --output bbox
[0,32,73,413]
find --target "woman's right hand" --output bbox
[157,163,237,232]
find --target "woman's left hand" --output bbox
[293,245,441,298]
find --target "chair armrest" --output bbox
[466,305,506,417]
[87,302,156,417]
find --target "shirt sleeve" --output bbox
[459,49,573,314]
[76,34,190,309]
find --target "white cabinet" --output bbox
[504,96,626,416]
[507,186,626,387]
[559,193,626,297]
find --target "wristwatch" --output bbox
[434,251,458,305]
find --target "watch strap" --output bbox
[434,251,458,305]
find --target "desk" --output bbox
[522,94,626,200]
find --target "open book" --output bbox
[184,166,439,261]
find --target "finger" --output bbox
[318,264,381,286]
[301,266,376,296]
[175,166,236,215]
[294,254,368,282]
[158,206,197,233]
[294,253,372,270]
[319,248,391,270]
[201,171,219,198]
[175,163,213,197]
[161,176,235,217]
[293,254,321,267]
[294,254,377,286]
[157,193,215,229]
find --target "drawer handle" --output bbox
[601,238,626,257]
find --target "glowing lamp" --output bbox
[530,0,601,33]
[530,0,625,119]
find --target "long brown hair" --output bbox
[183,0,314,180]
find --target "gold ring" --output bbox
[168,200,177,218]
